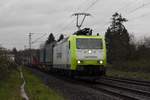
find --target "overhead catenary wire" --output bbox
[56,0,100,37]
[128,11,150,22]
[102,0,150,25]
[84,0,99,11]
[96,0,139,28]
[60,0,150,37]
[31,33,47,44]
[123,1,150,22]
[116,0,139,13]
[55,18,75,37]
[108,0,150,19]
[53,0,150,39]
[61,0,150,36]
[76,0,91,12]
[128,1,150,15]
[35,0,91,42]
[55,0,90,34]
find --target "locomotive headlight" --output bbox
[99,60,103,64]
[77,60,81,64]
[88,50,92,54]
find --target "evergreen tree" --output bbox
[105,12,130,63]
[57,34,64,42]
[45,33,55,45]
[12,47,18,63]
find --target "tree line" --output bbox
[45,34,64,45]
[105,12,150,72]
[0,47,16,80]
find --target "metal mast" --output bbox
[28,32,47,64]
[73,13,91,30]
[29,33,34,64]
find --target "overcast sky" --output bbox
[0,0,150,49]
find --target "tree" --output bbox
[57,34,64,42]
[45,33,55,45]
[136,37,150,60]
[12,48,18,63]
[12,48,17,54]
[105,12,130,63]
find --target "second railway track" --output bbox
[72,76,150,100]
[102,76,150,87]
[90,76,150,100]
[51,74,150,100]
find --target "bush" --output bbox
[109,59,150,73]
[0,54,17,80]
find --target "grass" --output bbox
[106,59,150,81]
[110,60,150,73]
[23,67,64,100]
[107,68,150,81]
[0,66,64,100]
[0,70,22,100]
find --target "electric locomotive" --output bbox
[52,34,107,77]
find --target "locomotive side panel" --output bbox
[53,41,71,69]
[45,44,53,65]
[40,48,45,64]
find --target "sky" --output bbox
[0,0,150,50]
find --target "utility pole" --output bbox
[73,13,91,31]
[28,33,34,64]
[29,33,31,50]
[28,32,47,64]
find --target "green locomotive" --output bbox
[52,35,107,77]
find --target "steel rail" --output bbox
[94,80,150,100]
[102,76,150,87]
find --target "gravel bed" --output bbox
[28,67,121,100]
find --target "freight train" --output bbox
[29,33,107,78]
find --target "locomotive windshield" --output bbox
[76,38,103,49]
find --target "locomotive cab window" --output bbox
[76,38,103,49]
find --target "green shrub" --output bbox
[109,59,150,73]
[0,56,17,80]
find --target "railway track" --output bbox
[89,76,150,100]
[102,76,150,87]
[53,75,150,100]
[28,67,150,100]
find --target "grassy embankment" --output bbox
[107,60,150,81]
[0,70,22,100]
[23,67,64,100]
[0,67,64,100]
